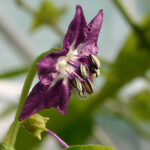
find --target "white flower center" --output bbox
[57,48,78,77]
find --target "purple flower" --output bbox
[19,5,103,121]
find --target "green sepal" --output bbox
[20,114,49,140]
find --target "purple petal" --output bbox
[37,49,68,85]
[63,5,103,58]
[87,9,103,44]
[19,79,73,121]
[77,10,103,57]
[63,5,87,50]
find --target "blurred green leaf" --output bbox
[31,0,67,31]
[128,90,150,122]
[64,145,116,150]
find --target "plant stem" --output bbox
[47,129,69,148]
[3,123,14,145]
[4,49,53,147]
[106,100,150,141]
[0,66,29,79]
[112,0,150,48]
[113,0,139,31]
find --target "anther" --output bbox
[92,69,100,78]
[83,79,93,94]
[79,63,88,79]
[78,91,86,98]
[88,54,100,69]
[71,76,83,92]
[78,85,86,98]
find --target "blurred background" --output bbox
[0,0,150,150]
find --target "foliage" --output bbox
[64,145,116,150]
[128,90,150,122]
[31,0,67,31]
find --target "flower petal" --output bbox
[77,10,103,57]
[19,78,72,121]
[87,9,103,44]
[37,49,68,85]
[63,5,87,50]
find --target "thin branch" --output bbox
[93,125,116,147]
[0,66,29,79]
[106,100,150,141]
[112,0,150,48]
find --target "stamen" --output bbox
[78,84,86,98]
[65,70,73,79]
[91,68,100,78]
[71,76,83,92]
[79,63,88,79]
[73,71,84,82]
[88,54,100,69]
[83,79,93,94]
[67,61,78,69]
[74,54,81,58]
[94,69,100,77]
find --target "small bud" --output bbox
[20,114,49,140]
[83,79,93,94]
[89,54,100,69]
[0,143,15,150]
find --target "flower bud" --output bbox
[0,143,15,150]
[20,114,49,140]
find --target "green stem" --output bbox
[0,66,29,79]
[112,0,150,48]
[4,49,53,147]
[106,100,150,141]
[112,0,139,31]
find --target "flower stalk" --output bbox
[3,49,54,148]
[46,129,69,148]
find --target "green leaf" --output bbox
[31,0,67,31]
[128,90,150,122]
[64,145,116,150]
